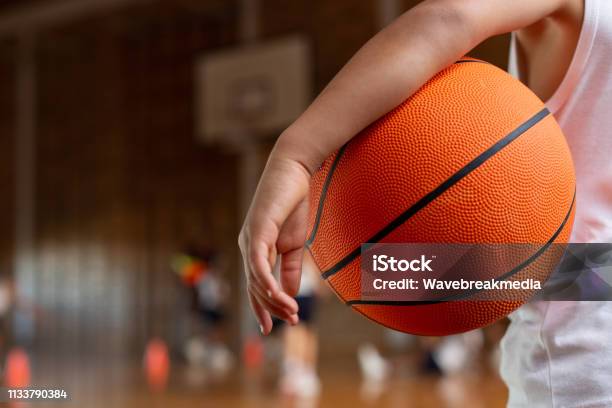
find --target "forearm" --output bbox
[273,0,567,173]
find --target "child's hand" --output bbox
[239,138,316,335]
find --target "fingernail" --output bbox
[259,324,264,334]
[266,290,273,298]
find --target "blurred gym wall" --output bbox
[0,40,15,281]
[0,0,509,359]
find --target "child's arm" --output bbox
[239,0,571,334]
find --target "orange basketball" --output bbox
[306,58,576,336]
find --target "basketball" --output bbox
[306,58,576,336]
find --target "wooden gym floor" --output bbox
[31,356,507,408]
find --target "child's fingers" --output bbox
[248,243,300,313]
[287,313,299,325]
[240,229,280,296]
[241,239,298,320]
[269,287,299,314]
[241,245,278,329]
[251,292,297,324]
[249,276,298,315]
[280,247,304,297]
[248,291,272,335]
[246,259,299,313]
[248,241,281,296]
[249,282,298,318]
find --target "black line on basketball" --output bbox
[346,189,575,306]
[306,144,348,246]
[321,107,551,280]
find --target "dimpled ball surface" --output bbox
[306,58,576,336]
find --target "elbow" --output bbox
[406,0,486,51]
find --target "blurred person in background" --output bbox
[357,329,485,381]
[0,277,41,358]
[173,247,234,379]
[275,251,324,399]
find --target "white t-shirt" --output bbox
[502,1,612,406]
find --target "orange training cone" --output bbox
[4,347,31,389]
[143,338,170,393]
[242,334,264,371]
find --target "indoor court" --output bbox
[0,0,517,406]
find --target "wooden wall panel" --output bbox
[0,39,15,280]
[261,0,378,92]
[31,2,239,356]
